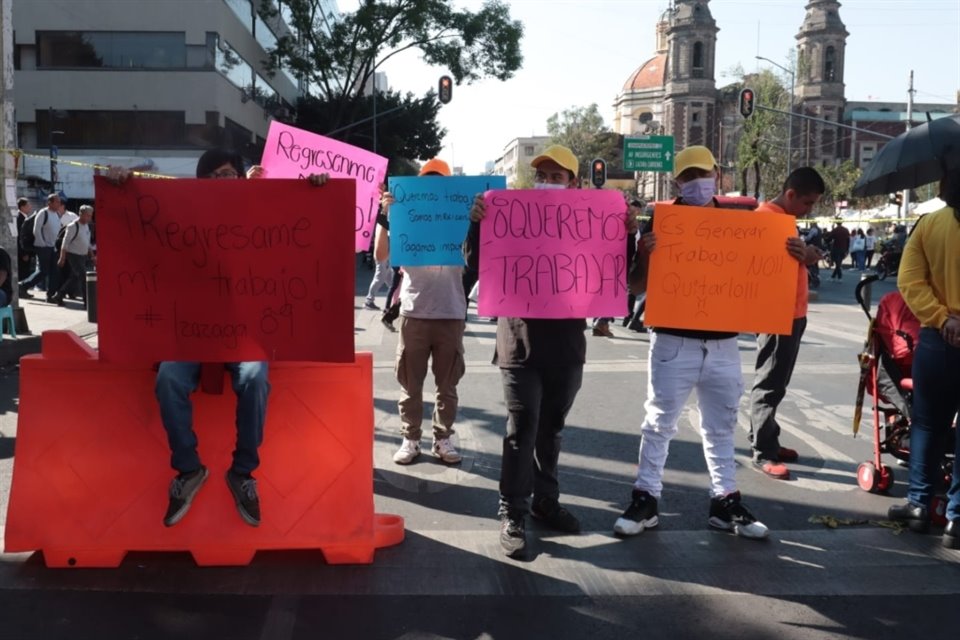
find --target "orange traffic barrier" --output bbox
[5,331,404,568]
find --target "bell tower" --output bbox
[663,0,719,151]
[795,0,848,165]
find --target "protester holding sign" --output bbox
[748,168,825,480]
[614,145,769,541]
[375,159,467,467]
[465,144,637,557]
[106,149,332,529]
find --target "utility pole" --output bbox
[902,70,915,220]
[1,0,22,315]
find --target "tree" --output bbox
[264,0,523,137]
[296,89,445,174]
[735,69,789,199]
[510,162,534,189]
[546,104,621,178]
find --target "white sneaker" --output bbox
[392,438,421,465]
[432,437,462,464]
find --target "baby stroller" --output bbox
[853,275,953,524]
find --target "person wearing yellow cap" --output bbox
[465,144,638,557]
[613,145,769,541]
[375,158,467,467]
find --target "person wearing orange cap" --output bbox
[465,144,638,557]
[375,158,467,467]
[613,145,769,541]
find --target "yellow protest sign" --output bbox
[645,204,798,335]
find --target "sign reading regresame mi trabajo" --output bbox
[94,176,356,363]
[260,121,388,252]
[478,189,630,318]
[645,204,798,335]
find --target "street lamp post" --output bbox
[756,55,795,177]
[47,107,65,190]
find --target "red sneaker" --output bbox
[777,447,799,462]
[755,460,790,479]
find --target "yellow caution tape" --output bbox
[4,147,176,179]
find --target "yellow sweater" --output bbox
[897,206,960,329]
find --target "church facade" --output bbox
[613,0,956,200]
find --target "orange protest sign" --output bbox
[645,204,798,335]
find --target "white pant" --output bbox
[635,332,744,498]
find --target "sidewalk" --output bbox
[0,295,97,365]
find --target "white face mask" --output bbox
[534,182,567,190]
[678,177,717,206]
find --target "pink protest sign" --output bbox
[261,121,388,252]
[478,189,629,318]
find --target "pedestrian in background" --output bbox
[864,227,877,268]
[850,228,866,270]
[49,205,95,307]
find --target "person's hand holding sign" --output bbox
[469,194,486,223]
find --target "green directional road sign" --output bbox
[623,135,675,172]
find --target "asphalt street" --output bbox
[0,260,958,639]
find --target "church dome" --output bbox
[622,53,667,91]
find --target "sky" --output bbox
[338,0,960,174]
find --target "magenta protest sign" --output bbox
[477,189,629,318]
[261,121,388,252]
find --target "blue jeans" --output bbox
[155,361,270,475]
[19,246,57,292]
[907,328,960,520]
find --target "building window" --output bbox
[37,109,187,148]
[860,144,876,168]
[524,145,535,156]
[37,31,189,68]
[692,41,704,78]
[224,0,255,33]
[824,46,836,82]
[216,38,255,92]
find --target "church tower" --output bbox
[795,0,848,165]
[663,0,719,151]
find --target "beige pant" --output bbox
[395,316,466,441]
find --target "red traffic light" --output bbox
[438,75,453,104]
[590,158,606,188]
[738,88,755,119]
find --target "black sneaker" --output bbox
[888,502,929,533]
[708,491,769,539]
[381,317,396,332]
[163,466,209,527]
[531,497,580,533]
[226,469,261,527]
[499,515,526,557]
[614,489,659,536]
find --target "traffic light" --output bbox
[438,75,453,104]
[590,158,606,188]
[738,88,755,119]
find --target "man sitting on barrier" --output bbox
[111,149,329,528]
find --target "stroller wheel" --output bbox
[857,462,880,492]
[877,465,895,493]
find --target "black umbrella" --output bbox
[852,113,960,197]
